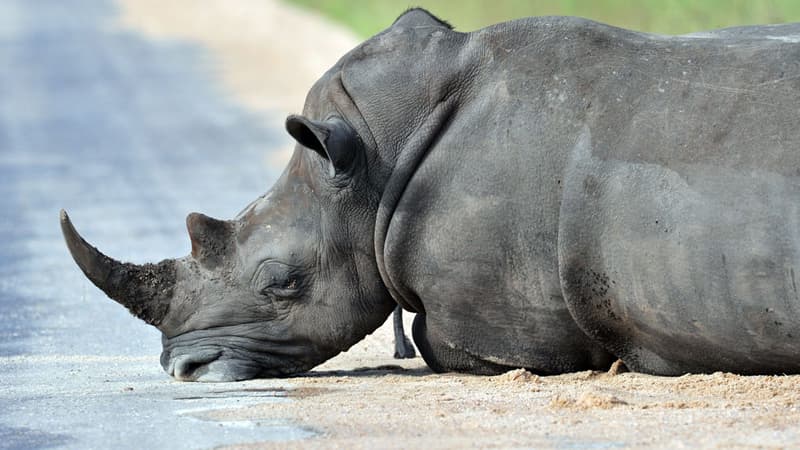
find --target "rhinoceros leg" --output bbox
[392,306,416,359]
[411,314,517,374]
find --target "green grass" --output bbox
[287,0,800,37]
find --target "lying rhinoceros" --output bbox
[62,8,800,381]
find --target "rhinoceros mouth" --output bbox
[160,324,330,381]
[163,348,316,381]
[162,341,270,382]
[167,349,223,381]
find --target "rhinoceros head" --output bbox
[61,123,394,381]
[61,8,457,381]
[60,112,396,382]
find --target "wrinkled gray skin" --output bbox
[62,9,800,381]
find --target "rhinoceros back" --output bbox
[559,129,800,375]
[556,22,800,375]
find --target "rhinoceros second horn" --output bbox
[59,209,175,326]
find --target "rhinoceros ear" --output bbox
[285,115,358,175]
[186,212,233,269]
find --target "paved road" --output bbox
[0,1,310,448]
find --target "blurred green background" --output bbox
[287,0,800,36]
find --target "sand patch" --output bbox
[204,366,800,449]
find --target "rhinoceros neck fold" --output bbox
[60,210,175,327]
[373,98,457,314]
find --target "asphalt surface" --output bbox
[0,0,310,448]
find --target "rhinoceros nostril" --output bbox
[177,361,205,380]
[171,351,222,381]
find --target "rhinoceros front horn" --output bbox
[59,210,175,327]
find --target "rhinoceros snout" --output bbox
[164,349,263,382]
[166,350,222,382]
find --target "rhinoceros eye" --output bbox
[254,261,302,297]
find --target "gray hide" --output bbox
[62,9,800,380]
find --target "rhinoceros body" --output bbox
[62,9,800,380]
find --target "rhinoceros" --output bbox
[61,8,800,381]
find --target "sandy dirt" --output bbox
[206,366,800,449]
[117,2,800,448]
